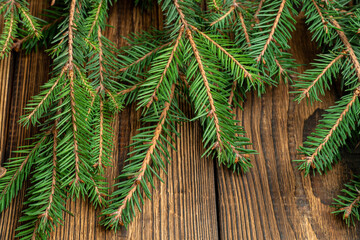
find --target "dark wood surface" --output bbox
[0,1,359,239]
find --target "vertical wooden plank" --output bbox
[0,1,51,238]
[215,16,360,239]
[0,56,13,163]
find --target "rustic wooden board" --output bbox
[0,1,359,239]
[215,17,360,239]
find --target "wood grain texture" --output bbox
[0,1,51,239]
[0,1,359,240]
[215,16,360,240]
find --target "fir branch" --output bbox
[0,7,15,59]
[340,195,360,220]
[331,19,360,81]
[210,3,236,26]
[16,3,40,38]
[187,29,223,148]
[192,26,254,82]
[43,128,58,221]
[212,0,220,11]
[238,10,250,47]
[103,84,177,228]
[311,0,328,34]
[117,81,144,96]
[119,41,172,72]
[0,132,49,212]
[333,176,360,226]
[305,89,359,168]
[146,26,184,108]
[254,0,265,23]
[22,68,66,126]
[16,120,67,239]
[256,0,286,63]
[68,0,81,187]
[88,0,103,36]
[296,88,360,173]
[294,51,345,103]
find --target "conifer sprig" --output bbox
[333,176,360,226]
[294,1,360,225]
[3,0,360,233]
[0,0,120,238]
[0,0,43,59]
[100,0,260,229]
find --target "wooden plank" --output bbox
[0,56,12,163]
[0,1,52,238]
[215,16,360,239]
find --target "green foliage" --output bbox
[1,0,360,235]
[0,0,43,59]
[16,131,67,240]
[102,83,183,228]
[0,0,121,238]
[294,0,360,226]
[0,133,48,214]
[333,175,360,226]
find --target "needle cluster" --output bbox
[0,0,359,238]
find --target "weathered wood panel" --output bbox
[0,1,51,238]
[215,16,360,239]
[0,0,218,239]
[0,1,359,240]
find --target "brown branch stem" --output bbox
[300,53,344,99]
[88,0,102,36]
[341,195,360,219]
[111,84,176,224]
[238,11,251,47]
[210,5,235,26]
[68,0,80,185]
[119,42,172,72]
[147,26,184,108]
[305,88,360,168]
[256,0,286,63]
[187,28,223,150]
[40,121,59,223]
[191,26,253,81]
[254,0,265,23]
[311,0,328,33]
[331,19,360,81]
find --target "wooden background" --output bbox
[0,0,359,239]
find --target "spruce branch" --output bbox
[0,0,42,59]
[209,2,236,27]
[16,117,67,240]
[103,83,178,228]
[0,133,48,212]
[0,6,15,59]
[254,0,265,23]
[100,0,258,229]
[255,0,286,63]
[333,176,360,226]
[330,18,360,81]
[145,26,184,108]
[293,51,346,103]
[119,41,172,73]
[187,28,223,148]
[297,89,360,172]
[191,25,254,83]
[295,7,360,174]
